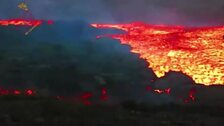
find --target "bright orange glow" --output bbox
[0,18,42,27]
[0,18,54,35]
[154,88,171,94]
[92,22,224,85]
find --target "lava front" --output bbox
[92,22,224,85]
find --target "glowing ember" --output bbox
[81,92,93,105]
[186,88,197,102]
[154,88,171,94]
[100,88,108,101]
[0,88,9,95]
[0,88,35,96]
[81,92,93,99]
[146,85,152,91]
[14,90,21,95]
[25,89,34,95]
[92,22,224,85]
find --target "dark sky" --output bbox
[0,0,224,25]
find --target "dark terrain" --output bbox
[0,95,224,126]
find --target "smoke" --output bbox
[101,0,224,25]
[0,0,224,25]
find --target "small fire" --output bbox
[92,22,224,85]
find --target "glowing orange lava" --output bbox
[0,18,53,35]
[92,22,224,85]
[0,18,42,27]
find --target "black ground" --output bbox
[0,96,224,126]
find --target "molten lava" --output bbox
[0,18,53,35]
[92,22,224,85]
[0,19,42,27]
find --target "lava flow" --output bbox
[0,18,53,35]
[92,22,224,85]
[0,19,42,27]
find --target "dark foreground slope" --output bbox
[0,96,224,126]
[0,21,154,100]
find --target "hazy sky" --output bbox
[0,0,224,25]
